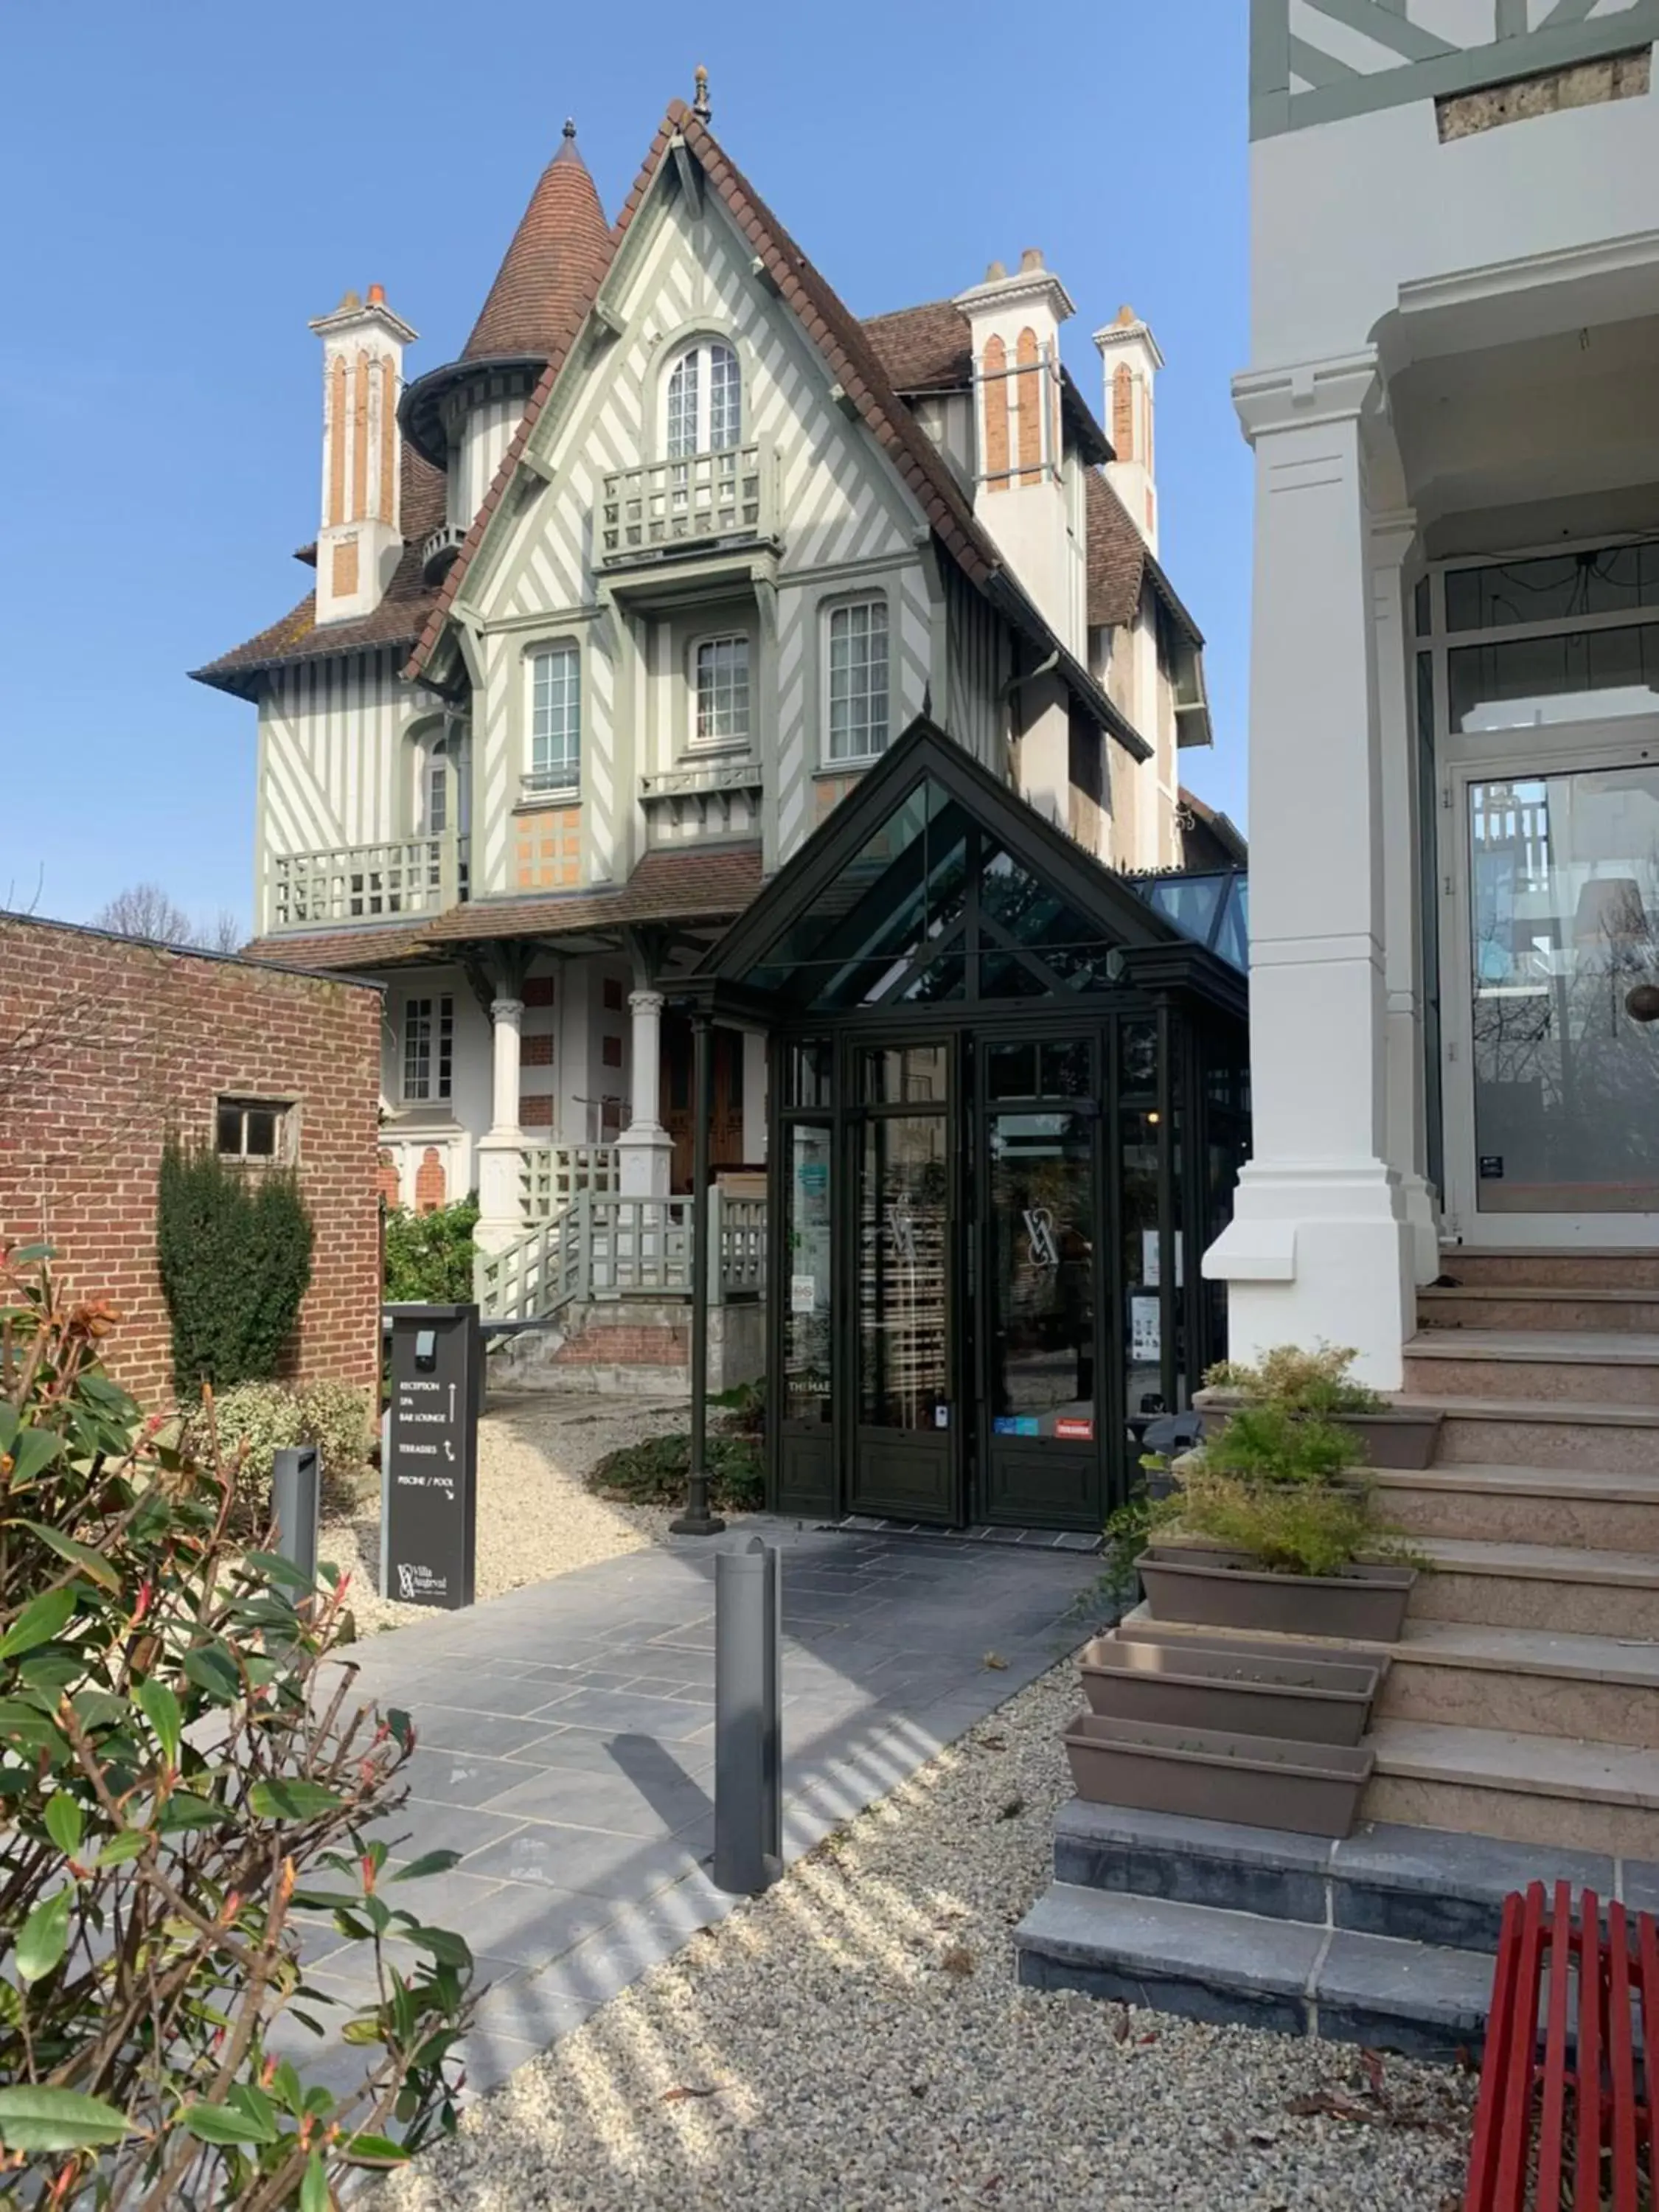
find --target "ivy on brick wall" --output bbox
[156,1139,315,1391]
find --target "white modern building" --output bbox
[1209,0,1659,1385]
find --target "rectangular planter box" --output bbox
[1115,1618,1391,1682]
[1079,1632,1380,1746]
[1063,1710,1374,1839]
[1193,1391,1444,1471]
[1138,1545,1416,1643]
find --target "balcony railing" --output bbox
[639,757,765,846]
[520,1142,620,1222]
[598,442,776,566]
[266,829,468,933]
[475,1190,769,1324]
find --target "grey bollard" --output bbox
[271,1445,320,1582]
[713,1537,782,1896]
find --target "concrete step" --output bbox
[1402,1331,1659,1407]
[1394,1393,1659,1476]
[1439,1247,1659,1292]
[1407,1534,1659,1638]
[1376,1618,1659,1747]
[1416,1285,1659,1333]
[1374,1461,1659,1552]
[1049,1796,1641,1954]
[1366,1718,1659,1860]
[1013,1879,1493,2060]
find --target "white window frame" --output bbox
[215,1096,296,1164]
[401,994,455,1105]
[664,338,742,459]
[824,597,891,764]
[526,641,581,796]
[689,631,753,750]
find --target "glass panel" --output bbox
[1120,1020,1157,1099]
[1136,874,1224,948]
[857,1113,948,1430]
[988,1110,1096,1442]
[1211,878,1248,973]
[980,850,1115,982]
[981,950,1051,999]
[695,634,751,744]
[529,645,581,782]
[1448,622,1659,733]
[787,1041,832,1108]
[667,349,698,460]
[782,1123,833,1423]
[863,1045,949,1105]
[890,950,967,1003]
[1120,1105,1164,1419]
[1444,544,1659,633]
[216,1103,243,1155]
[244,1108,278,1158]
[1417,651,1443,1196]
[709,343,740,451]
[827,601,890,762]
[987,1042,1039,1100]
[1469,765,1659,1211]
[1413,573,1431,638]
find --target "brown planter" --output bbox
[1079,1632,1380,1747]
[1063,1710,1374,1839]
[1138,1545,1416,1642]
[1192,1389,1443,1472]
[1115,1618,1392,1683]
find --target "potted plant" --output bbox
[1195,1343,1443,1470]
[1077,1630,1381,1745]
[1062,1710,1374,1839]
[1135,1445,1421,1643]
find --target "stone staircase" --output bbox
[1015,1245,1659,2048]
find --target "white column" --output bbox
[617,987,673,1196]
[1203,350,1414,1389]
[474,994,526,1253]
[1371,509,1441,1288]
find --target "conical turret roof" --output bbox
[463,120,613,364]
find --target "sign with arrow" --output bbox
[382,1303,481,1609]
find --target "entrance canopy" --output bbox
[689,717,1246,1026]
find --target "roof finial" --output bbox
[692,63,711,122]
[563,116,577,140]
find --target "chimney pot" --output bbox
[985,259,1007,282]
[1018,247,1043,274]
[367,282,386,305]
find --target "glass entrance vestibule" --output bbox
[683,719,1249,1534]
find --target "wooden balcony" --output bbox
[265,830,467,933]
[598,442,777,568]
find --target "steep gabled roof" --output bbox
[190,451,447,698]
[463,122,613,365]
[1083,467,1205,653]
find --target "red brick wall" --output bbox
[0,917,383,1409]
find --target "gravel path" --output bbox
[329,1388,704,1635]
[380,1660,1475,2212]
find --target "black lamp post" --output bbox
[671,1008,726,1537]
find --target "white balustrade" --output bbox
[267,830,466,931]
[598,442,776,565]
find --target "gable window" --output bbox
[827,599,890,762]
[695,634,751,745]
[216,1096,293,1162]
[665,340,741,458]
[528,643,580,790]
[403,995,454,1104]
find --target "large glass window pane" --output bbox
[1469,765,1659,1211]
[1120,1105,1164,1419]
[857,1113,948,1430]
[782,1123,833,1423]
[1449,622,1659,732]
[695,634,751,745]
[989,1110,1095,1441]
[827,601,890,762]
[529,644,581,784]
[787,1041,832,1107]
[863,1045,948,1105]
[709,344,740,451]
[1445,544,1659,633]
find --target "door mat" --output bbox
[818,1514,1102,1554]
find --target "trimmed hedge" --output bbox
[156,1139,313,1390]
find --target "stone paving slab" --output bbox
[297,1521,1104,2101]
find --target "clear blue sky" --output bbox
[4,2,1251,935]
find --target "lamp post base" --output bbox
[669,1510,728,1537]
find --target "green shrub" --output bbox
[184,1377,373,1525]
[1203,1342,1384,1416]
[156,1139,314,1391]
[383,1197,479,1305]
[0,1248,470,2205]
[588,1430,763,1512]
[1169,1461,1398,1578]
[1201,1402,1359,1487]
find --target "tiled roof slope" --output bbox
[239,846,763,970]
[1083,469,1204,650]
[862,296,1111,464]
[191,451,446,697]
[464,123,614,364]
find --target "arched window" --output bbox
[417,726,470,838]
[664,339,741,457]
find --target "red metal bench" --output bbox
[1464,1879,1657,2212]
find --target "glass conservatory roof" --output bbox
[1131,870,1248,973]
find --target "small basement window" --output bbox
[216,1096,293,1161]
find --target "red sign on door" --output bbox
[1054,1417,1095,1441]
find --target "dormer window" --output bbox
[666,340,741,457]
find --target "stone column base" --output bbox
[617,1124,674,1197]
[476,1131,528,1251]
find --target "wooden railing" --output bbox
[520,1143,620,1221]
[267,830,467,932]
[598,442,776,566]
[476,1190,768,1325]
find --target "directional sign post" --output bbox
[382,1302,481,1610]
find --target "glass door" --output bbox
[848,1042,959,1522]
[1448,751,1659,1233]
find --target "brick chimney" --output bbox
[953,248,1075,639]
[309,284,418,625]
[1094,304,1163,555]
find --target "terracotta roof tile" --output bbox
[862,297,1111,463]
[1085,467,1149,630]
[463,124,614,366]
[239,846,764,973]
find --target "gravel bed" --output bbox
[327,1388,701,1635]
[380,1661,1475,2212]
